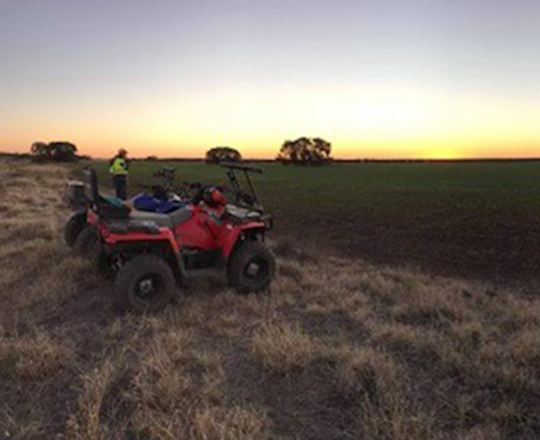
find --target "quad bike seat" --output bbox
[106,207,194,235]
[129,210,174,228]
[169,206,192,226]
[129,206,193,227]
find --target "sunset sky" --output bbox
[1,0,539,159]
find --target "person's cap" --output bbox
[118,148,127,155]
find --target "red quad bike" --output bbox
[73,163,275,312]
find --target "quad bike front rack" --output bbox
[220,162,263,211]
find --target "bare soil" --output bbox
[274,200,540,290]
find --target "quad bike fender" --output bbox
[222,221,266,258]
[67,208,88,225]
[67,207,86,219]
[103,227,178,250]
[71,207,88,217]
[102,227,188,281]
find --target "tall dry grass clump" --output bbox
[251,322,315,372]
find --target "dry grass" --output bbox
[251,322,315,373]
[0,158,539,439]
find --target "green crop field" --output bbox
[85,160,540,284]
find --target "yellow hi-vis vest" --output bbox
[109,156,128,175]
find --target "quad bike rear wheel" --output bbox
[228,241,275,294]
[74,226,98,256]
[115,255,176,313]
[64,213,87,247]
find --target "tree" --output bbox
[31,141,78,162]
[50,141,78,162]
[31,142,53,159]
[276,137,332,166]
[205,147,242,164]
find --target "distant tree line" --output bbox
[204,137,332,167]
[28,137,332,165]
[31,141,79,162]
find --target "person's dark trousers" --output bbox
[113,174,127,200]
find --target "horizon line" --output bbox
[2,151,540,163]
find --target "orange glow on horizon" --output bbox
[2,135,539,161]
[1,85,539,160]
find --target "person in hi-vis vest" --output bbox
[109,148,129,200]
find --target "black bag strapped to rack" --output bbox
[63,180,86,207]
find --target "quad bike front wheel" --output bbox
[74,226,98,256]
[228,241,275,294]
[115,255,176,313]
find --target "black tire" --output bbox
[228,241,275,294]
[91,240,117,280]
[74,226,98,256]
[115,254,176,313]
[64,213,87,247]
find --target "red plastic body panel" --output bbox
[103,227,179,251]
[173,205,265,257]
[87,210,98,226]
[173,207,223,250]
[220,221,266,257]
[92,203,266,260]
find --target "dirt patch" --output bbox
[275,204,540,290]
